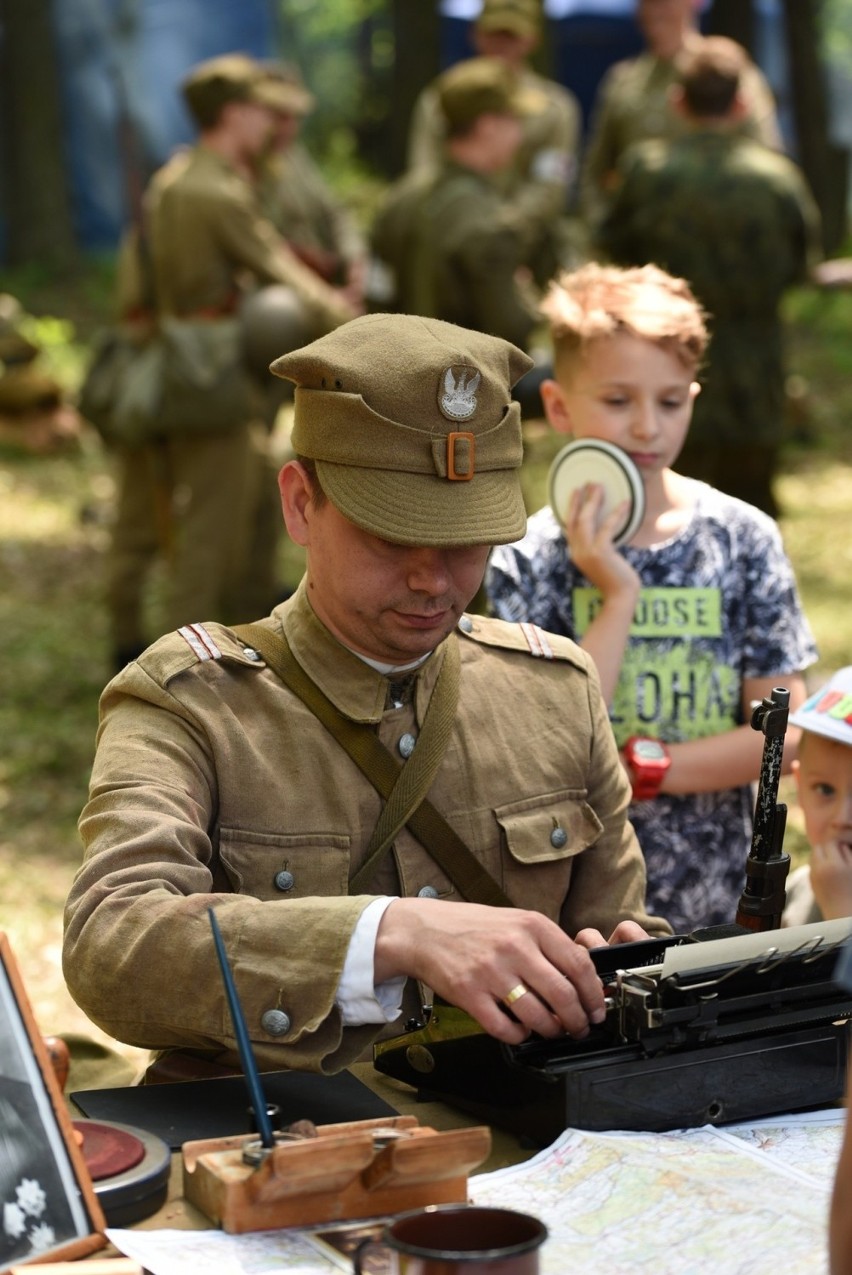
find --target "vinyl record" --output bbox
[72,1118,171,1227]
[548,439,645,547]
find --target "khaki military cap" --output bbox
[476,0,542,39]
[259,61,317,117]
[436,56,532,132]
[181,53,287,127]
[271,314,533,547]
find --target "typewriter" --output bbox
[374,689,852,1143]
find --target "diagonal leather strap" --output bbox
[233,622,513,907]
[360,636,460,875]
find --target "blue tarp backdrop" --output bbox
[51,0,278,252]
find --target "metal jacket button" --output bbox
[398,732,417,758]
[417,885,439,899]
[274,870,295,892]
[458,615,473,633]
[550,827,568,849]
[261,1009,291,1037]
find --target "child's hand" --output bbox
[809,839,852,921]
[564,482,641,598]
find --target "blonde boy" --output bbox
[487,262,816,934]
[783,667,852,925]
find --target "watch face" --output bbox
[633,739,667,761]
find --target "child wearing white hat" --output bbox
[782,667,852,926]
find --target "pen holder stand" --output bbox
[182,1114,491,1233]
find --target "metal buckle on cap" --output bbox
[446,431,475,481]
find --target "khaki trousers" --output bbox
[105,420,270,653]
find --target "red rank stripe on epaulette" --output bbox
[520,622,554,659]
[178,623,222,662]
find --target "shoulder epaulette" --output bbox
[177,623,223,662]
[457,613,587,669]
[135,622,266,684]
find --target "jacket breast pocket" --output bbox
[496,789,603,919]
[217,828,352,901]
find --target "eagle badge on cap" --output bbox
[440,367,481,421]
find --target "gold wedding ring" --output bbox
[502,982,529,1007]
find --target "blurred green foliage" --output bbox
[278,0,394,191]
[823,0,852,57]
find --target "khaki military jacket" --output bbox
[408,66,580,230]
[258,143,366,280]
[143,145,351,331]
[580,40,782,228]
[64,583,664,1075]
[370,162,539,349]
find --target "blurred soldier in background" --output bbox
[241,61,371,614]
[597,37,821,516]
[407,0,581,287]
[371,56,541,353]
[0,295,81,455]
[257,62,367,308]
[105,54,357,672]
[580,0,782,231]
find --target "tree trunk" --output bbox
[782,0,847,255]
[389,0,440,176]
[0,0,79,270]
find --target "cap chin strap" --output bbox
[234,621,512,907]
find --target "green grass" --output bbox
[0,277,849,1052]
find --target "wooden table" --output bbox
[89,1062,535,1241]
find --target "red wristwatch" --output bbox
[624,736,671,801]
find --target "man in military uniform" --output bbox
[407,0,581,287]
[257,63,367,305]
[370,57,541,351]
[596,37,821,516]
[580,0,783,231]
[105,54,357,670]
[64,313,668,1078]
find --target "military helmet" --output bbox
[239,286,316,377]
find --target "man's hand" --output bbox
[375,899,645,1045]
[574,919,652,948]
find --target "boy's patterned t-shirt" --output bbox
[486,483,817,933]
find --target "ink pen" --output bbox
[207,906,276,1150]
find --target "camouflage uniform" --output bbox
[370,162,539,350]
[408,66,581,284]
[580,35,782,230]
[597,129,821,514]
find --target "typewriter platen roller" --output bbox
[374,919,852,1145]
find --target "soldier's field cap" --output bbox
[271,314,533,547]
[476,0,542,39]
[790,667,852,748]
[437,56,535,131]
[260,61,316,117]
[182,53,288,126]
